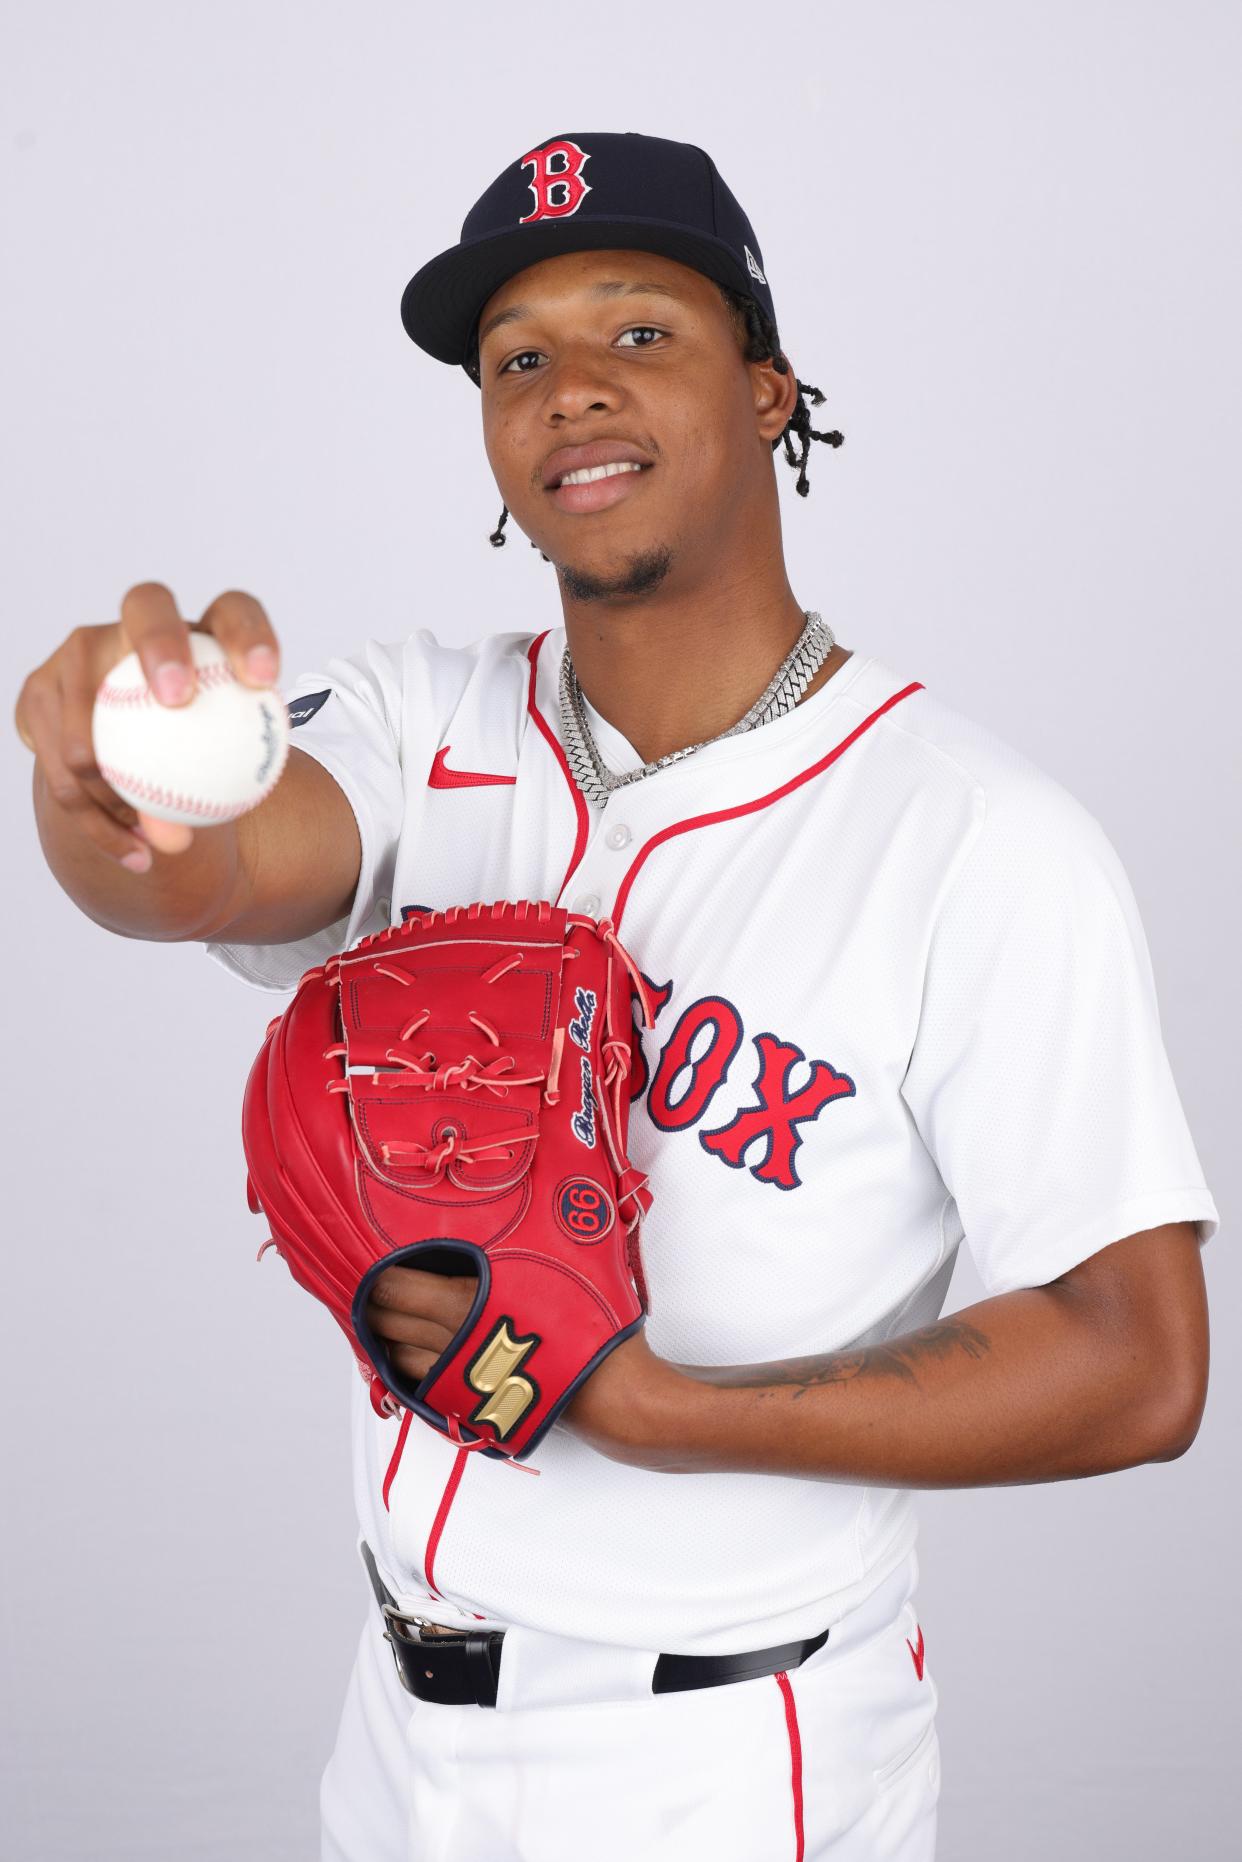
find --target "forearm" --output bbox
[652,1281,1186,1487]
[33,762,242,941]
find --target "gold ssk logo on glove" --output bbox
[467,1319,541,1439]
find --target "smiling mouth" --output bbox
[547,450,655,510]
[554,461,645,489]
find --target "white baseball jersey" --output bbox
[206,624,1218,1654]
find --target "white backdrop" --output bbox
[3,2,1237,1856]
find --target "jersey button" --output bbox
[604,823,632,850]
[574,891,602,917]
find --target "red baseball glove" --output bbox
[242,900,654,1461]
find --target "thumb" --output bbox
[136,812,194,855]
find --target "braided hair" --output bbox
[718,286,844,496]
[468,282,843,548]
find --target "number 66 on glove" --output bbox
[241,900,655,1462]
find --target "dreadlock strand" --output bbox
[723,287,843,498]
[489,503,509,547]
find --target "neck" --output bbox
[561,558,850,765]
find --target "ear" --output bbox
[752,352,800,444]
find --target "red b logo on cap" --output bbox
[519,139,592,223]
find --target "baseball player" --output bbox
[18,131,1218,1861]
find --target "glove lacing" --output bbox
[320,953,565,1177]
[318,919,652,1183]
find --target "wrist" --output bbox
[629,1357,721,1473]
[562,1334,704,1470]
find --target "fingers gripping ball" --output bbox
[242,901,656,1462]
[91,632,289,825]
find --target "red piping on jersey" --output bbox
[423,1447,471,1601]
[526,632,590,901]
[775,1671,807,1860]
[382,1409,414,1512]
[611,680,925,931]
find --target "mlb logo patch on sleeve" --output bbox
[287,689,332,729]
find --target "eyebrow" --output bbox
[477,280,683,349]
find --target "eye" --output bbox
[499,323,670,374]
[500,349,545,375]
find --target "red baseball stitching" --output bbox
[96,664,238,708]
[98,760,280,821]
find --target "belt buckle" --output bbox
[360,1540,460,1690]
[379,1599,503,1706]
[380,1600,463,1693]
[380,1599,442,1648]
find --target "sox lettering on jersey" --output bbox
[629,976,673,1101]
[519,139,592,223]
[701,1032,856,1192]
[646,995,744,1133]
[639,982,856,1191]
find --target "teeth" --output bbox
[558,461,644,487]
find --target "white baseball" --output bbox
[91,632,290,826]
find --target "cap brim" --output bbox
[400,217,758,371]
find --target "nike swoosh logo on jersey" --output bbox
[906,1624,926,1680]
[428,746,517,789]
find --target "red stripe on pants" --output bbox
[775,1670,806,1860]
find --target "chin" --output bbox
[553,542,676,604]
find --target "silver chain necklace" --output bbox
[558,610,836,805]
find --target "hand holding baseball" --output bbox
[14,582,286,870]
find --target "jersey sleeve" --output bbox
[203,637,407,995]
[899,777,1219,1296]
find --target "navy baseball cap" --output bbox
[400,132,778,377]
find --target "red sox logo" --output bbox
[632,980,856,1191]
[519,138,592,223]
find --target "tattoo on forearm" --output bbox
[690,1319,992,1398]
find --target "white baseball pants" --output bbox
[320,1547,939,1861]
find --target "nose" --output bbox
[540,347,625,422]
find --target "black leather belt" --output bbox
[361,1541,829,1708]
